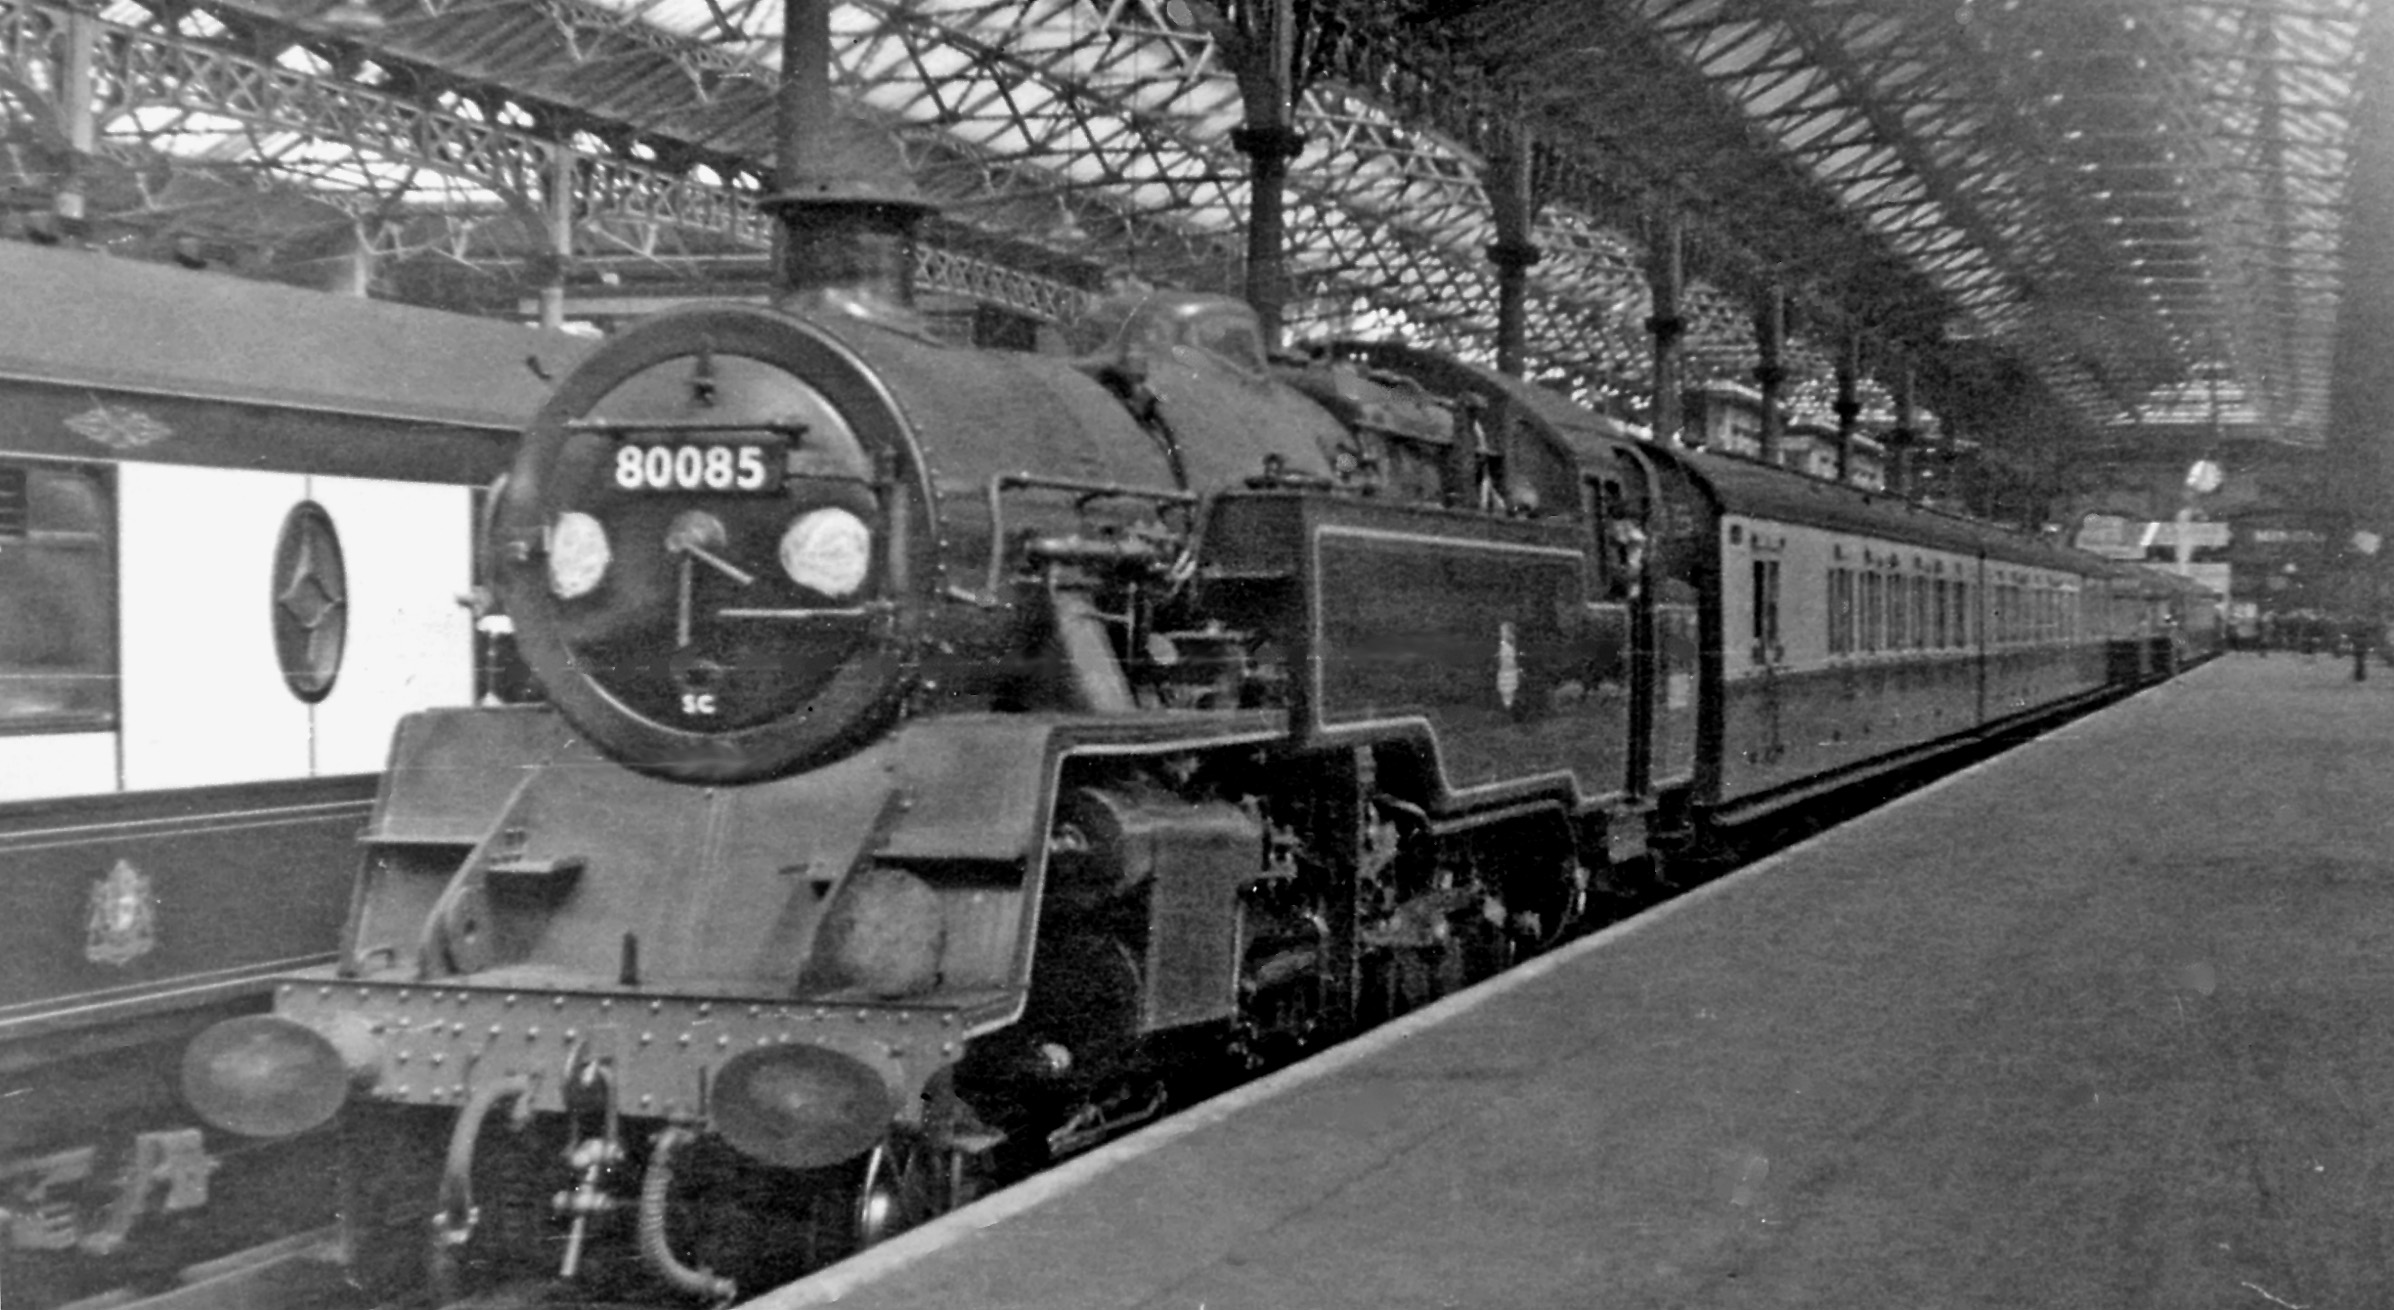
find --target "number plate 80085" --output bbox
[612,440,785,493]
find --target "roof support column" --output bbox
[1833,336,1861,486]
[537,144,577,332]
[1221,0,1305,352]
[1484,126,1543,379]
[337,223,378,298]
[335,223,377,297]
[52,9,95,235]
[1888,366,1917,499]
[1646,216,1686,445]
[1752,288,1787,466]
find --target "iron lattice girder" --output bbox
[832,0,1713,378]
[0,0,1087,321]
[1671,0,2180,423]
[1655,2,2028,330]
[17,0,2357,455]
[894,0,1710,384]
[1622,0,2361,442]
[170,0,1767,396]
[9,0,1870,415]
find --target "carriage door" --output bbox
[1589,462,1648,797]
[1603,447,1702,795]
[1640,453,1706,791]
[1748,541,1787,770]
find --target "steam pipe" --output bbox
[640,1126,739,1302]
[432,1074,534,1252]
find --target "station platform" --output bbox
[756,654,2394,1310]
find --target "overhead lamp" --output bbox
[315,0,387,33]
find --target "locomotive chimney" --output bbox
[764,0,935,314]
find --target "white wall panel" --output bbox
[119,464,311,790]
[306,478,476,774]
[0,733,116,801]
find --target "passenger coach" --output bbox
[0,237,589,1307]
[1685,449,2198,830]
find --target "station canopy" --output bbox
[0,0,2367,462]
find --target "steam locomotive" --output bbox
[179,229,2202,1299]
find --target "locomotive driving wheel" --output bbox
[845,1129,945,1254]
[1500,850,1590,955]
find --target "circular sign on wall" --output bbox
[271,501,348,703]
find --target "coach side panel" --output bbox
[1715,513,1986,807]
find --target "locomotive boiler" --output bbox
[177,194,1671,1296]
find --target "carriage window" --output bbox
[0,462,116,732]
[1829,568,1854,654]
[1862,572,1884,652]
[1751,558,1781,658]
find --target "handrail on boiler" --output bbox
[979,472,1197,599]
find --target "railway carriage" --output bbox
[1690,456,2153,826]
[2120,563,2223,674]
[0,237,589,1306]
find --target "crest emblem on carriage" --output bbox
[1496,621,1521,711]
[86,859,158,965]
[65,402,173,450]
[272,502,348,702]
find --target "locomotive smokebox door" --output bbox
[492,305,939,784]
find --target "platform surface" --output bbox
[758,654,2394,1310]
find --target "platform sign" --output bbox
[2140,519,2232,552]
[2074,513,2142,559]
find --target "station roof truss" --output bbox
[0,0,2367,454]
